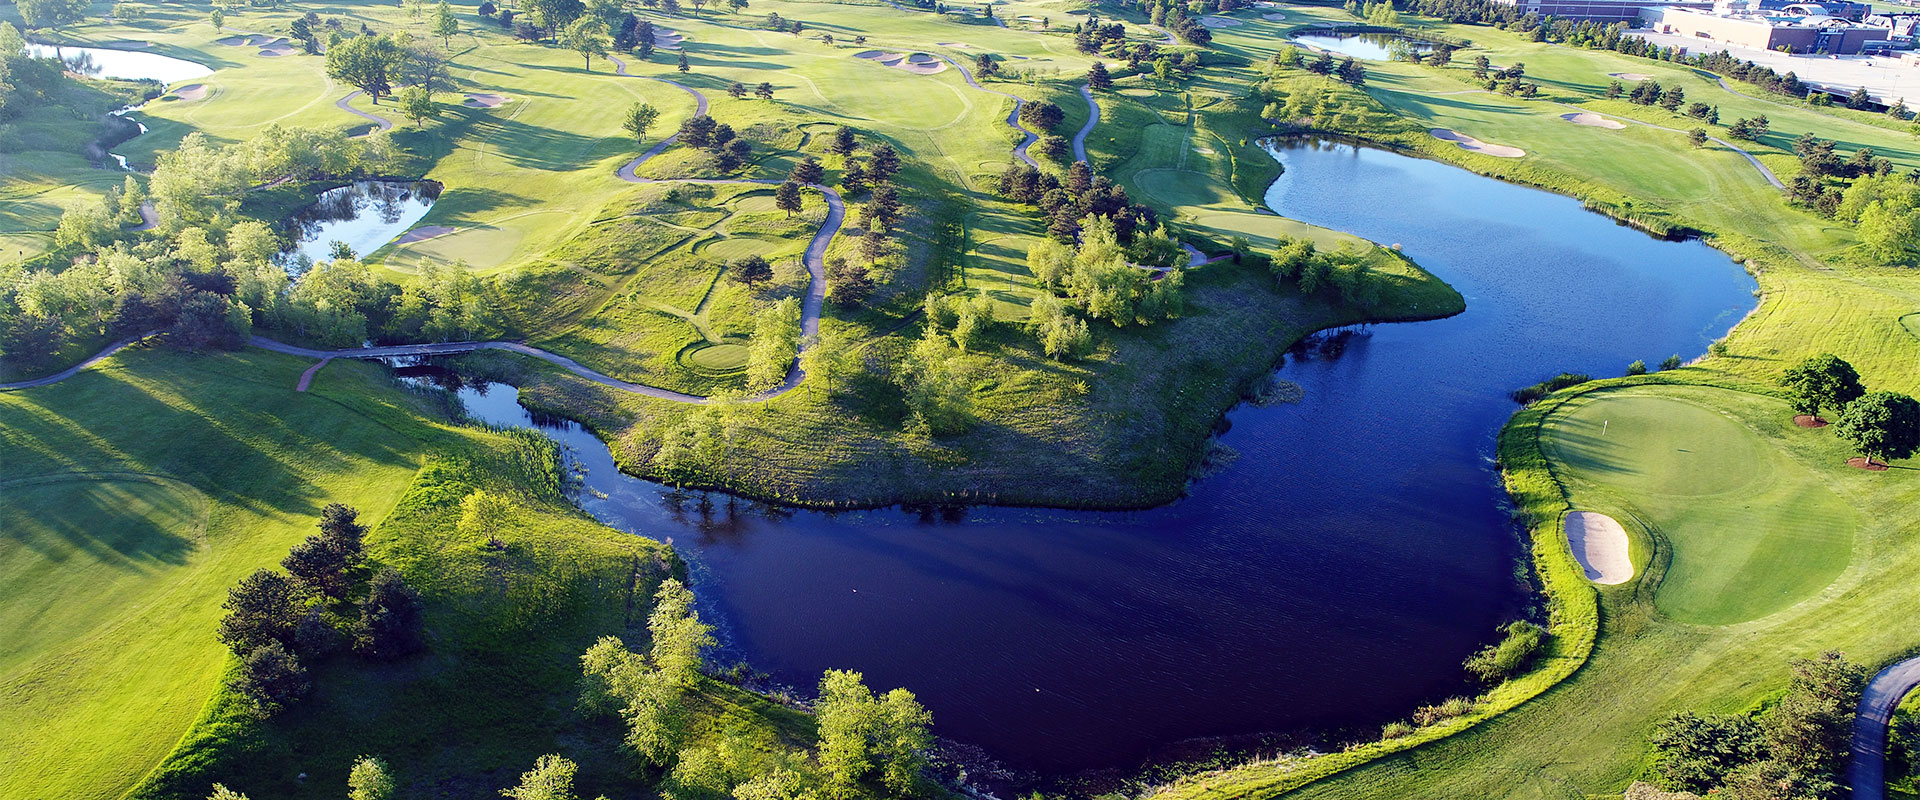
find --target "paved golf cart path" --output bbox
[1851,655,1920,800]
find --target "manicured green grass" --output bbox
[1545,388,1854,625]
[0,349,424,800]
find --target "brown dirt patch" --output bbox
[1849,457,1890,471]
[1793,414,1829,428]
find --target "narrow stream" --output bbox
[428,139,1756,775]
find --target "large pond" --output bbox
[25,42,212,84]
[1292,31,1437,61]
[443,140,1757,776]
[284,181,439,270]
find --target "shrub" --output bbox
[1411,696,1479,727]
[1464,620,1547,684]
[1511,373,1591,404]
[232,641,311,715]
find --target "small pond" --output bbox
[1292,31,1438,61]
[26,42,212,84]
[283,181,439,270]
[427,138,1756,777]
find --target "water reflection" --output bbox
[283,180,440,270]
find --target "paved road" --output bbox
[1851,656,1920,800]
[1072,84,1099,163]
[0,333,158,391]
[936,55,1039,167]
[337,90,394,134]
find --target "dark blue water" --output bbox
[448,140,1756,775]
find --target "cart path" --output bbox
[1072,84,1099,163]
[1850,655,1920,800]
[337,90,394,134]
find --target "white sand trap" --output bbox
[937,41,972,48]
[1609,72,1652,81]
[216,34,266,46]
[173,83,208,101]
[654,29,685,49]
[1430,128,1525,158]
[1565,511,1633,584]
[1263,12,1287,19]
[258,44,296,56]
[1561,111,1624,129]
[1018,15,1044,21]
[463,92,508,108]
[394,225,455,245]
[855,50,946,74]
[1200,15,1244,27]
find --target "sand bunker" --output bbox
[1609,72,1652,81]
[1561,111,1625,129]
[1430,128,1525,158]
[1565,511,1633,584]
[173,83,208,101]
[463,92,508,108]
[216,34,275,46]
[249,37,295,56]
[393,225,455,245]
[854,50,948,74]
[937,41,972,48]
[1200,15,1244,27]
[1263,12,1287,19]
[654,28,685,50]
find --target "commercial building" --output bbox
[1638,5,1890,53]
[1494,0,1709,24]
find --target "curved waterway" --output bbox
[444,139,1757,776]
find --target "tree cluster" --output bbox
[675,115,753,172]
[1649,652,1866,798]
[1780,353,1920,465]
[997,159,1159,245]
[1269,235,1388,307]
[1025,214,1185,330]
[217,504,424,714]
[577,579,717,764]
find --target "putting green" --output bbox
[701,235,781,263]
[1544,388,1855,625]
[0,474,210,798]
[1134,167,1234,208]
[679,340,749,374]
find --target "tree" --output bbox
[1762,652,1866,779]
[1689,128,1708,148]
[826,257,873,308]
[755,81,774,100]
[1651,711,1769,793]
[218,569,306,654]
[502,755,579,800]
[975,52,999,79]
[348,757,397,800]
[875,689,933,794]
[647,578,714,686]
[677,51,690,73]
[561,16,611,70]
[690,0,709,15]
[790,156,824,185]
[816,670,878,799]
[433,1,459,46]
[232,641,311,714]
[1834,391,1920,466]
[1779,354,1865,419]
[1626,359,1647,376]
[745,297,803,390]
[211,8,225,30]
[354,568,425,660]
[1153,56,1174,82]
[18,0,88,28]
[775,181,803,217]
[1661,354,1682,371]
[829,126,857,156]
[398,85,439,126]
[1087,60,1111,91]
[283,533,354,599]
[622,102,660,145]
[326,34,404,103]
[729,254,773,285]
[728,81,747,98]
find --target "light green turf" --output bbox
[0,350,423,800]
[1545,389,1854,624]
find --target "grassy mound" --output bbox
[1546,389,1854,624]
